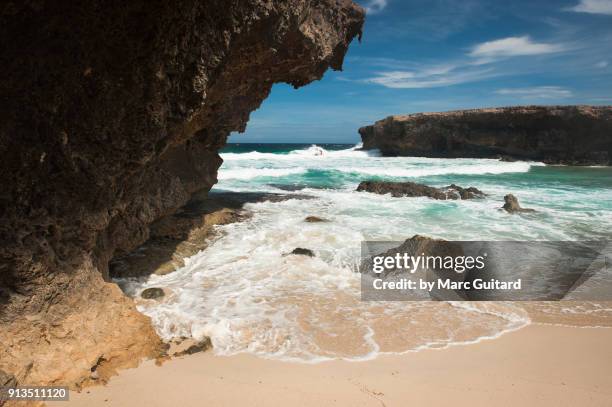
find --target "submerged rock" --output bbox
[289,248,315,257]
[444,184,485,200]
[305,216,329,223]
[502,194,535,213]
[141,288,165,300]
[269,183,307,191]
[173,337,213,357]
[356,181,484,200]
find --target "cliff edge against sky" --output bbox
[359,106,612,165]
[0,0,364,387]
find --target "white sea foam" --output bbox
[291,144,382,158]
[132,193,534,362]
[221,144,381,161]
[222,144,543,181]
[218,167,307,180]
[337,160,538,177]
[221,151,286,161]
[124,143,612,362]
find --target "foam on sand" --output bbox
[119,143,612,362]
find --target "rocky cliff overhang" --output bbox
[359,106,612,165]
[0,0,364,386]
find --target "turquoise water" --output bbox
[217,143,612,241]
[129,143,612,361]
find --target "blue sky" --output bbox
[229,0,612,144]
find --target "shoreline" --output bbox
[82,165,612,403]
[67,324,612,406]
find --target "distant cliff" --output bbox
[359,106,612,165]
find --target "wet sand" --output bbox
[68,324,612,406]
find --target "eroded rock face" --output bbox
[110,191,245,279]
[359,106,612,165]
[0,0,364,387]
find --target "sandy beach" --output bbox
[67,324,612,407]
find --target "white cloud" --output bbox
[363,63,495,88]
[566,0,612,15]
[360,35,569,89]
[495,86,573,99]
[469,36,565,61]
[364,0,387,14]
[596,60,609,68]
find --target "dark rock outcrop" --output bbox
[502,194,535,213]
[305,216,329,223]
[289,248,315,257]
[141,288,165,300]
[173,337,213,357]
[445,184,485,200]
[358,181,446,199]
[356,181,484,200]
[359,106,612,165]
[0,0,364,387]
[360,235,464,277]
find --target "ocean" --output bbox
[126,143,612,361]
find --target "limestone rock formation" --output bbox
[359,106,612,165]
[356,181,484,200]
[0,0,364,387]
[502,194,535,213]
[110,191,244,278]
